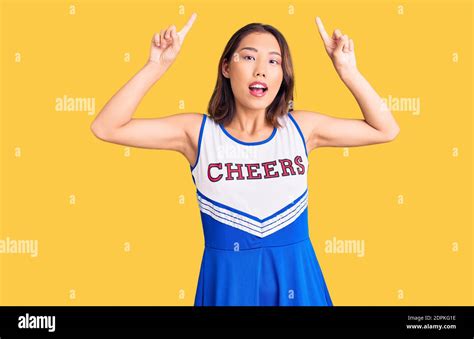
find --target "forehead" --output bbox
[237,32,281,54]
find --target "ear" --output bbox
[222,58,230,78]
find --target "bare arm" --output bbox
[341,69,399,140]
[297,17,400,151]
[90,13,198,155]
[293,108,397,151]
[91,61,168,138]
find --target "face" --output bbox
[222,32,283,113]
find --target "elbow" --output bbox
[90,122,110,141]
[383,126,400,142]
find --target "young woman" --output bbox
[91,13,400,306]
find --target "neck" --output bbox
[228,106,272,134]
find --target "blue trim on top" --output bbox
[219,123,277,146]
[190,114,207,171]
[199,199,308,235]
[287,112,308,157]
[196,187,308,223]
[198,191,308,231]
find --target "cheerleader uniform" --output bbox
[189,112,333,306]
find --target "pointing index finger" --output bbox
[315,16,330,44]
[179,12,197,40]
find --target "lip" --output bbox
[248,81,268,89]
[248,81,268,97]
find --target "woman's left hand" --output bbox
[315,16,357,77]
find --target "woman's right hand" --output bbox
[148,12,197,67]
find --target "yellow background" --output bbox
[0,0,472,305]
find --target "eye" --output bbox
[243,55,255,61]
[270,59,280,65]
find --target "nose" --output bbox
[254,58,267,78]
[254,62,266,78]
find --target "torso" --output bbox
[190,112,309,228]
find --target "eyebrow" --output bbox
[239,47,281,57]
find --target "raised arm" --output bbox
[90,13,199,158]
[295,17,399,152]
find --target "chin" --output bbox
[247,98,274,109]
[246,103,270,111]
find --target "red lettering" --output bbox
[262,161,279,178]
[206,156,305,182]
[278,158,296,176]
[225,163,245,180]
[294,155,305,174]
[208,163,223,182]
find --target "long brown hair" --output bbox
[207,23,295,129]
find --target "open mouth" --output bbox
[248,82,268,97]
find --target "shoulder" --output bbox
[185,112,207,124]
[181,113,207,138]
[181,112,208,144]
[288,110,323,151]
[181,112,207,125]
[181,113,208,165]
[290,110,325,125]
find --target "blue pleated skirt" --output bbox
[194,238,333,306]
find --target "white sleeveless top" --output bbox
[190,112,309,238]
